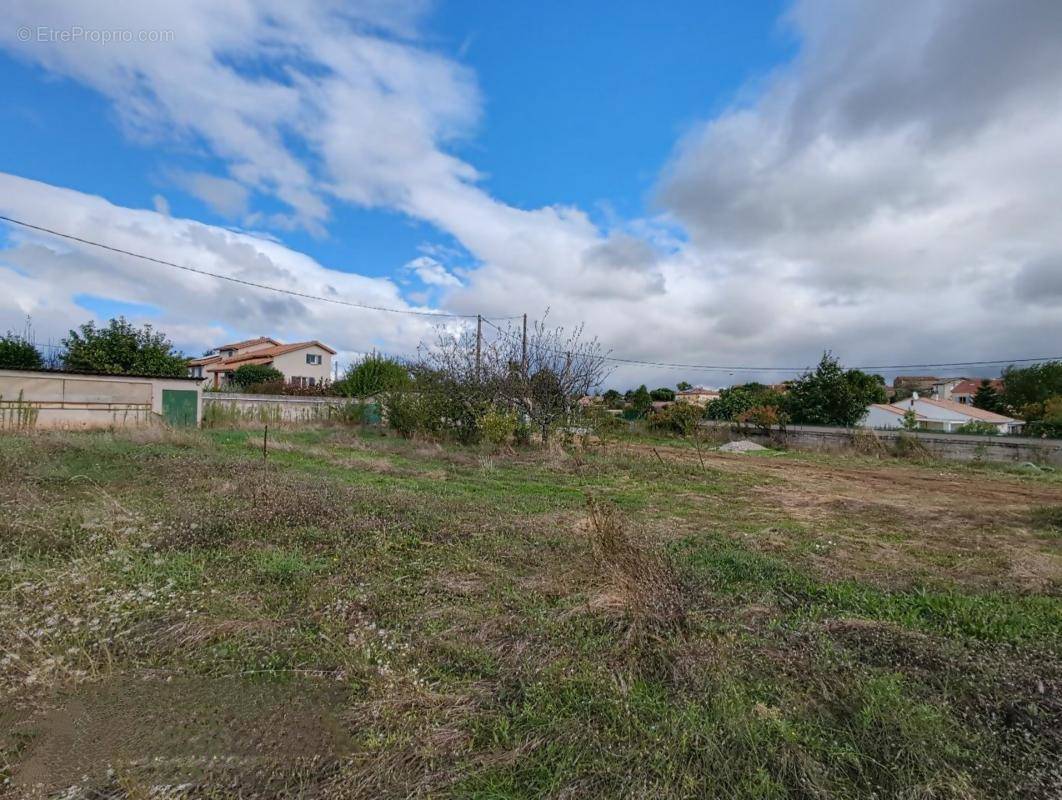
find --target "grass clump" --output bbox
[1030,505,1062,533]
[582,496,689,674]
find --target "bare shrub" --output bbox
[583,496,688,672]
[893,431,931,461]
[850,427,887,457]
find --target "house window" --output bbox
[308,377,316,387]
[306,353,322,365]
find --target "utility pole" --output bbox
[475,314,482,381]
[521,313,528,377]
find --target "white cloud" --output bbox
[403,256,461,288]
[167,171,249,220]
[0,173,447,363]
[152,194,170,216]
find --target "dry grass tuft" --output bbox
[583,496,689,662]
[893,432,932,461]
[850,428,888,457]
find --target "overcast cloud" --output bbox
[1,0,1061,386]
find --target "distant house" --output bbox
[675,387,720,407]
[187,336,336,389]
[941,378,1003,405]
[890,375,940,399]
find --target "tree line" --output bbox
[5,316,1061,439]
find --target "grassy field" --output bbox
[1,425,1060,798]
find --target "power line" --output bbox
[479,318,1060,375]
[5,214,1057,375]
[0,214,519,321]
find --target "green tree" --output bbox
[972,379,1005,413]
[629,385,653,417]
[333,353,411,398]
[0,331,43,370]
[900,408,920,432]
[602,388,623,409]
[845,370,888,405]
[1003,361,1062,411]
[705,383,781,421]
[676,381,692,391]
[230,363,283,389]
[650,387,675,401]
[1023,396,1062,438]
[783,353,883,427]
[62,317,187,377]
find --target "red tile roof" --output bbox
[217,336,280,351]
[205,340,336,372]
[186,354,223,367]
[949,378,1003,397]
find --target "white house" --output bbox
[861,403,930,430]
[898,395,1023,435]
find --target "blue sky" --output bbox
[0,1,790,287]
[1,1,1059,386]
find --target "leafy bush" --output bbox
[706,383,783,421]
[230,364,283,389]
[650,387,675,402]
[62,316,187,376]
[478,406,518,447]
[1019,395,1062,438]
[0,332,43,370]
[649,402,704,436]
[335,400,378,426]
[584,406,626,439]
[333,354,411,398]
[954,420,999,436]
[383,390,448,439]
[735,404,787,435]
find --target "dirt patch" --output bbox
[7,675,352,797]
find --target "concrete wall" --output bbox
[707,422,1062,466]
[0,370,203,430]
[202,392,359,425]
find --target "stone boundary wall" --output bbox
[202,392,367,425]
[705,422,1062,466]
[0,369,201,430]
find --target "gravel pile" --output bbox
[718,439,768,453]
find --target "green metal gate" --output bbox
[162,389,198,427]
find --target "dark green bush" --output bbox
[230,364,283,389]
[0,332,43,370]
[334,354,410,398]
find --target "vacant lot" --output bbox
[1,427,1060,798]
